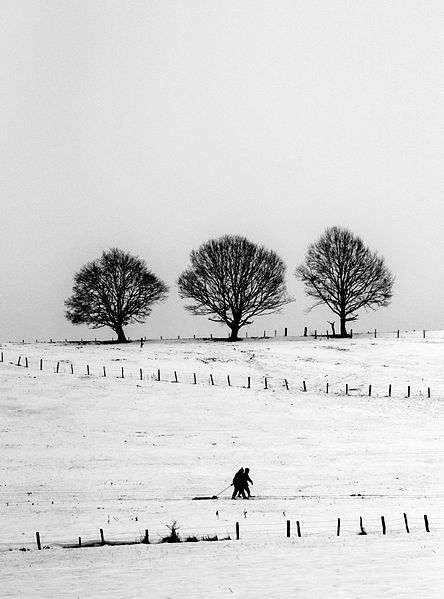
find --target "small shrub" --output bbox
[202,535,218,542]
[159,520,181,543]
[185,535,199,543]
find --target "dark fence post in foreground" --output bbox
[100,529,105,545]
[236,522,240,540]
[381,516,386,535]
[403,513,410,533]
[424,515,430,532]
[296,521,301,538]
[36,532,41,550]
[144,530,149,544]
[287,520,291,538]
[337,518,340,536]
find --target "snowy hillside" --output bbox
[0,334,443,597]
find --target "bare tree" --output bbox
[65,248,168,342]
[177,235,292,340]
[295,226,394,337]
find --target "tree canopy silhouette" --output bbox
[177,234,292,340]
[295,226,394,337]
[65,248,168,342]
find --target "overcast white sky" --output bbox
[1,1,444,341]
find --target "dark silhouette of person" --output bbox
[231,468,246,499]
[241,467,253,498]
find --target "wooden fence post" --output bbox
[296,521,301,537]
[284,327,288,337]
[303,380,307,392]
[79,536,82,547]
[337,518,340,536]
[0,351,3,362]
[427,387,431,398]
[374,329,377,338]
[247,376,251,389]
[86,364,90,376]
[350,329,353,338]
[70,363,74,374]
[284,379,289,390]
[227,375,231,387]
[407,385,410,398]
[139,368,143,381]
[210,374,214,386]
[157,369,161,381]
[56,361,59,373]
[144,530,149,544]
[314,330,317,339]
[103,366,106,377]
[236,522,240,540]
[423,330,426,339]
[193,373,197,385]
[388,384,392,397]
[368,384,372,397]
[100,528,105,545]
[381,516,386,535]
[287,520,291,537]
[17,356,21,366]
[36,532,41,550]
[346,383,348,395]
[121,366,124,379]
[326,382,329,394]
[403,513,410,533]
[174,371,178,383]
[397,330,400,338]
[359,517,366,535]
[25,357,28,368]
[264,377,268,390]
[304,327,307,337]
[424,515,430,532]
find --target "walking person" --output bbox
[241,467,253,498]
[231,468,246,499]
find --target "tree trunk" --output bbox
[114,322,127,343]
[229,323,241,341]
[340,315,348,337]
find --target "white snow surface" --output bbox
[0,333,444,597]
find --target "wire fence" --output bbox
[2,511,442,553]
[2,350,444,399]
[4,327,444,345]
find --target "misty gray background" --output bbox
[1,1,444,341]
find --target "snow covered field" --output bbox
[1,334,444,597]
